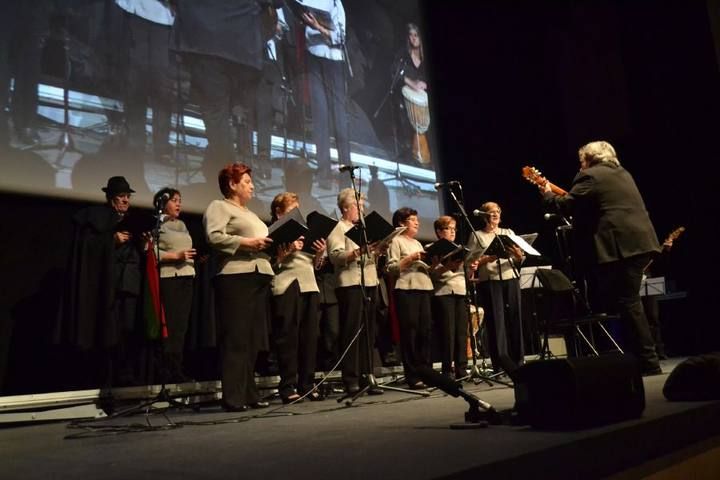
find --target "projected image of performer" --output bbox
[540,140,663,376]
[204,163,274,411]
[386,207,433,389]
[154,187,196,383]
[394,22,431,167]
[468,202,525,374]
[429,216,479,379]
[0,3,49,146]
[115,0,175,161]
[253,7,290,180]
[171,0,284,181]
[300,0,351,188]
[326,188,383,395]
[270,192,326,403]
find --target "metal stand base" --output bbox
[337,373,430,406]
[457,363,513,388]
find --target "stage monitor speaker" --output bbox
[663,352,720,401]
[513,353,645,429]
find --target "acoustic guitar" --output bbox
[521,166,568,196]
[644,226,685,273]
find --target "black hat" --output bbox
[102,176,136,196]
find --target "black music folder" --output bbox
[301,211,338,253]
[424,238,469,263]
[287,0,335,31]
[267,207,308,245]
[115,211,156,235]
[344,210,404,247]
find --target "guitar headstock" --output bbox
[666,226,685,243]
[522,166,547,187]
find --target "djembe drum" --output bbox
[466,304,485,359]
[401,85,431,165]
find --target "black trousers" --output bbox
[395,290,432,386]
[434,294,469,375]
[272,281,319,395]
[591,253,660,371]
[307,54,350,176]
[336,285,377,387]
[477,278,524,373]
[317,301,339,369]
[184,54,261,179]
[214,272,272,407]
[159,275,194,355]
[121,10,173,153]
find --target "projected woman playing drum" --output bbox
[397,23,431,166]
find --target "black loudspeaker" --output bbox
[513,354,645,429]
[663,352,720,401]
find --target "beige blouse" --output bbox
[203,199,274,276]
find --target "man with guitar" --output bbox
[537,140,663,376]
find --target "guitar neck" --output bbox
[547,182,568,196]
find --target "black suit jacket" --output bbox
[543,162,660,268]
[171,0,282,70]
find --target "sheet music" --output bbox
[506,233,541,256]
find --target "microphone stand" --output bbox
[373,58,405,119]
[338,169,427,405]
[372,57,419,196]
[100,198,188,423]
[445,185,512,388]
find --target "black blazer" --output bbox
[171,0,282,70]
[543,162,660,267]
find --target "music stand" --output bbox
[336,169,428,405]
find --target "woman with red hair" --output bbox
[204,163,274,411]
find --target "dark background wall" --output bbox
[423,0,717,354]
[1,0,718,394]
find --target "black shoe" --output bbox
[222,402,249,412]
[345,383,360,394]
[249,401,270,409]
[359,378,384,395]
[409,381,427,390]
[305,390,325,401]
[367,386,384,395]
[382,352,402,367]
[281,391,303,404]
[299,386,325,401]
[442,371,455,381]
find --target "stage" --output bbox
[2,358,720,480]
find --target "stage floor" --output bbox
[2,358,719,480]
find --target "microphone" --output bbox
[417,366,495,413]
[472,209,490,217]
[338,164,359,173]
[434,180,460,190]
[155,192,170,205]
